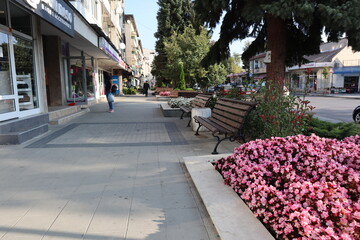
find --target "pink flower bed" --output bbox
[215,134,360,240]
[159,91,171,96]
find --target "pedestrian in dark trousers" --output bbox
[143,81,150,97]
[104,72,114,112]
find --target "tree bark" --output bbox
[266,14,286,88]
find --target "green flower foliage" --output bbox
[244,87,314,140]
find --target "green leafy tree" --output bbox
[163,26,211,87]
[152,0,193,86]
[178,61,186,90]
[223,53,242,74]
[205,63,227,87]
[194,0,360,88]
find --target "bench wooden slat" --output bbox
[212,109,245,123]
[209,114,240,132]
[181,94,212,114]
[217,99,256,111]
[196,95,211,101]
[192,100,208,108]
[194,116,233,134]
[213,105,249,117]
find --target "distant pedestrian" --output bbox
[104,72,114,113]
[143,81,150,97]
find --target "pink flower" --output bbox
[214,134,360,240]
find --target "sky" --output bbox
[124,0,250,54]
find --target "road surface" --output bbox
[305,96,360,123]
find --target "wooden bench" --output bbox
[193,98,256,154]
[180,94,213,127]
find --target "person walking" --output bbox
[104,72,114,112]
[143,81,150,97]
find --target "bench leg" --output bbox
[212,134,229,155]
[212,135,221,154]
[187,118,191,127]
[180,111,185,119]
[195,123,202,135]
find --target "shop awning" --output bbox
[334,66,360,74]
[254,74,267,80]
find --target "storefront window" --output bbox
[13,36,38,111]
[0,99,15,114]
[67,60,85,102]
[0,1,7,26]
[65,57,95,102]
[0,31,15,115]
[10,3,32,36]
[291,74,300,89]
[0,32,13,95]
[86,59,95,99]
[344,76,359,93]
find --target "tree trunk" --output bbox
[266,14,286,88]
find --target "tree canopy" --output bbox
[193,0,360,85]
[152,0,194,86]
[163,26,227,88]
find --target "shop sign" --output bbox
[15,0,74,37]
[99,37,126,69]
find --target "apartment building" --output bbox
[0,0,129,144]
[142,48,155,87]
[124,14,144,87]
[249,52,267,81]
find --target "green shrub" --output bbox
[122,87,137,95]
[122,87,128,95]
[305,117,360,139]
[128,88,137,94]
[244,87,314,140]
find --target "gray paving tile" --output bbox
[0,97,220,240]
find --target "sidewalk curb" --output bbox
[184,155,275,240]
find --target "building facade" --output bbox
[142,48,155,87]
[287,39,360,93]
[0,0,128,143]
[124,14,144,87]
[249,53,267,82]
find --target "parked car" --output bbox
[352,106,360,123]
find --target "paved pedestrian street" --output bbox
[0,95,239,240]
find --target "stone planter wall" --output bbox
[160,103,182,117]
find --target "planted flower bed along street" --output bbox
[215,134,359,240]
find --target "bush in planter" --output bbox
[167,97,193,108]
[122,87,137,95]
[305,117,360,139]
[215,134,360,240]
[122,87,128,95]
[244,87,315,140]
